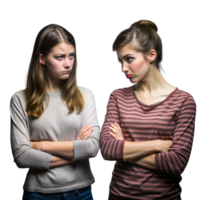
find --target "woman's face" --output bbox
[40,42,75,81]
[117,43,152,83]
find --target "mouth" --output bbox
[126,74,132,79]
[61,70,71,74]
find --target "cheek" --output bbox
[131,64,140,71]
[130,59,146,71]
[54,62,62,69]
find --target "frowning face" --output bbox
[40,42,75,81]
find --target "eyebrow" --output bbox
[54,52,75,56]
[118,54,134,60]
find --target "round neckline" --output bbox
[48,90,61,97]
[48,90,61,93]
[132,85,178,108]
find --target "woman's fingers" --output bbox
[80,127,93,140]
[109,123,124,140]
[81,126,92,135]
[83,129,92,136]
[83,131,92,140]
[109,131,115,138]
[109,124,118,133]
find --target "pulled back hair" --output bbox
[113,20,162,70]
[26,24,84,118]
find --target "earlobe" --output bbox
[40,60,45,65]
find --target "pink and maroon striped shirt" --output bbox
[100,86,196,200]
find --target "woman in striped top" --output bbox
[100,20,196,200]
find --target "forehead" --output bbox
[51,42,75,54]
[117,43,139,58]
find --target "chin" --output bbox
[130,77,138,83]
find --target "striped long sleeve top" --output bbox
[100,86,196,200]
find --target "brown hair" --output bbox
[113,20,162,70]
[26,24,84,118]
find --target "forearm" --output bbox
[123,140,160,160]
[49,155,74,168]
[128,154,157,171]
[32,141,74,159]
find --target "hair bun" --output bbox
[137,19,158,32]
[148,24,158,32]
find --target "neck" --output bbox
[135,65,170,94]
[46,75,62,92]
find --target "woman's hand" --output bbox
[76,125,93,140]
[109,123,124,140]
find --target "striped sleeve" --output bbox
[100,91,125,161]
[155,95,196,175]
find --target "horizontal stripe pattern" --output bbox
[100,86,196,200]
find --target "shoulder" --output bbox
[174,88,195,103]
[10,88,26,100]
[78,85,93,96]
[110,85,133,98]
[173,89,196,113]
[78,85,94,102]
[10,89,27,109]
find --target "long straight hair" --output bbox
[26,24,84,118]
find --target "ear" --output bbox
[39,53,46,65]
[148,49,157,63]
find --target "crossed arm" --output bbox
[31,141,157,170]
[131,154,156,170]
[123,143,159,170]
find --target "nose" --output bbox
[64,58,70,68]
[121,62,129,73]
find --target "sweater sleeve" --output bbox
[72,93,100,159]
[100,91,125,161]
[155,95,196,175]
[10,95,52,169]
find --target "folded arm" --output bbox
[31,141,74,159]
[100,92,196,175]
[49,155,75,168]
[154,96,196,175]
[129,154,157,170]
[123,140,159,170]
[131,97,196,174]
[100,92,158,165]
[33,89,100,160]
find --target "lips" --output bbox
[62,70,71,74]
[126,74,132,79]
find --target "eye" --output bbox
[118,59,122,64]
[117,57,133,65]
[56,56,62,60]
[70,54,75,57]
[127,57,133,61]
[56,54,75,60]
